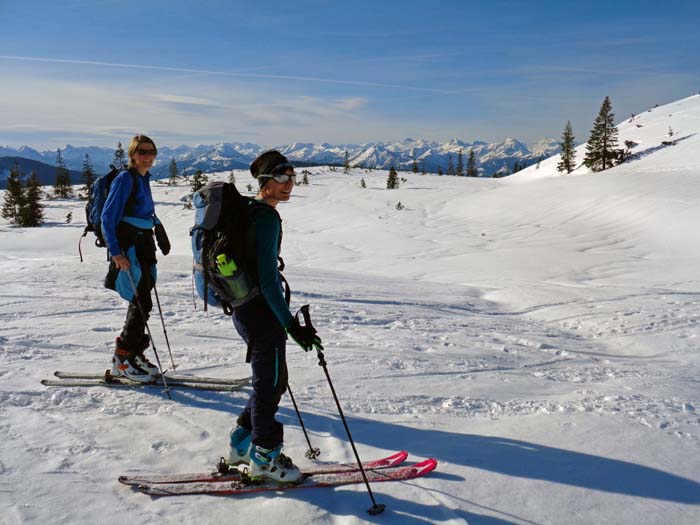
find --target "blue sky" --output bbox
[1,0,699,149]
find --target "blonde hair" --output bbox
[127,135,158,168]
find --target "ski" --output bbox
[119,450,408,486]
[41,377,247,392]
[53,370,251,386]
[135,458,437,497]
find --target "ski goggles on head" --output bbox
[258,173,296,184]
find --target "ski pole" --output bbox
[296,305,385,516]
[286,383,321,460]
[124,265,172,400]
[152,283,177,369]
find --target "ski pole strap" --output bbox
[281,274,291,306]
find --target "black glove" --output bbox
[287,318,323,352]
[154,223,170,256]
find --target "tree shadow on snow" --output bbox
[285,411,700,506]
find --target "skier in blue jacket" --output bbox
[227,150,323,484]
[102,134,170,382]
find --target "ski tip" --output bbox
[117,476,132,485]
[392,450,409,462]
[413,458,438,476]
[40,379,50,386]
[137,484,162,496]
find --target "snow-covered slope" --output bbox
[2,95,700,524]
[509,93,700,182]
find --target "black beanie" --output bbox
[250,150,290,186]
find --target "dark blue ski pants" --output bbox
[232,295,288,449]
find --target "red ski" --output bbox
[136,458,437,497]
[119,450,408,486]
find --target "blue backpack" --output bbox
[79,166,138,261]
[190,181,264,315]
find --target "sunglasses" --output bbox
[260,173,296,184]
[136,148,157,156]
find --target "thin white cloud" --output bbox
[0,54,461,95]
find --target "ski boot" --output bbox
[111,338,154,383]
[133,335,159,376]
[228,425,252,466]
[249,444,303,484]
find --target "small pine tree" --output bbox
[438,166,443,176]
[584,96,620,172]
[360,178,366,188]
[395,201,404,210]
[53,149,73,198]
[302,172,309,185]
[466,149,477,177]
[113,142,127,169]
[228,170,236,184]
[456,149,464,176]
[190,169,206,193]
[1,163,25,224]
[344,150,350,174]
[168,158,179,185]
[80,153,96,199]
[386,167,399,189]
[447,154,455,176]
[412,157,419,173]
[246,183,253,192]
[556,121,576,174]
[668,126,674,138]
[66,211,73,224]
[19,171,44,227]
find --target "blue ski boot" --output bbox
[228,426,252,466]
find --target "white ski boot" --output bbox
[249,444,302,484]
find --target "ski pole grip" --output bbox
[296,304,315,331]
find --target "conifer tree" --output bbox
[190,169,206,193]
[360,178,366,188]
[168,158,179,185]
[80,153,96,199]
[456,149,464,176]
[344,150,350,174]
[447,154,455,176]
[302,171,309,185]
[53,149,73,198]
[556,121,576,174]
[386,167,399,189]
[19,170,44,227]
[228,170,236,184]
[438,166,443,176]
[412,157,419,173]
[583,96,619,172]
[113,142,127,169]
[466,149,478,177]
[1,163,25,224]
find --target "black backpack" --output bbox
[79,166,138,261]
[191,181,286,315]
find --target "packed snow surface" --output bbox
[2,94,700,524]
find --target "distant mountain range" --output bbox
[0,157,82,189]
[0,137,560,187]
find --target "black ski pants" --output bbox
[232,295,288,449]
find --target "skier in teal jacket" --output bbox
[227,150,323,484]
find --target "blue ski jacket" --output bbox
[101,170,160,257]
